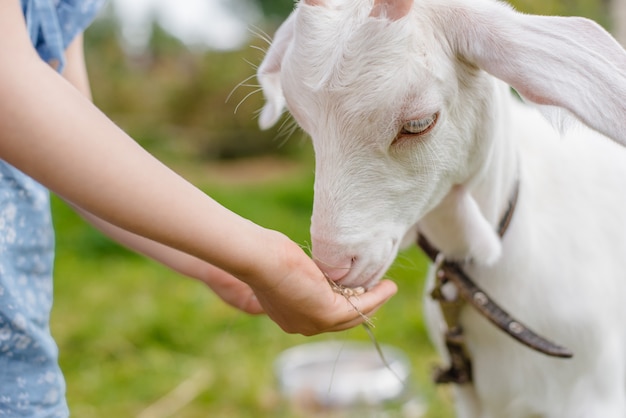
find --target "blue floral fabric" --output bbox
[0,166,60,417]
[21,0,106,73]
[0,1,104,416]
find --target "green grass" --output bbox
[50,151,455,417]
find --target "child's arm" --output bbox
[61,33,263,314]
[0,0,396,335]
[71,202,265,314]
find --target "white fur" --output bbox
[258,0,626,416]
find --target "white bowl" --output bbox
[275,341,411,408]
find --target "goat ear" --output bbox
[257,12,296,130]
[370,0,414,20]
[447,2,626,146]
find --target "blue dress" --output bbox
[0,1,104,416]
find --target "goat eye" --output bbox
[400,113,438,136]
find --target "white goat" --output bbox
[257,0,626,416]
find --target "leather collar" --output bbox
[418,181,573,384]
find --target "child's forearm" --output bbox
[56,23,264,314]
[71,205,264,313]
[0,12,273,287]
[62,34,92,100]
[2,77,272,281]
[71,203,209,278]
[59,34,212,283]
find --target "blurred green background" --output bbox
[51,0,617,417]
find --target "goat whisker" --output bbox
[276,117,301,145]
[247,25,273,46]
[242,58,259,71]
[249,44,269,55]
[233,88,263,115]
[226,73,258,104]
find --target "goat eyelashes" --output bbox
[394,112,439,144]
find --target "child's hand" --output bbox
[243,232,397,335]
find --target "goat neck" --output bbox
[417,79,521,265]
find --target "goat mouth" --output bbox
[334,249,398,290]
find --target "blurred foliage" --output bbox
[509,0,609,25]
[247,0,610,22]
[84,12,302,163]
[76,0,610,254]
[250,0,295,21]
[82,0,610,164]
